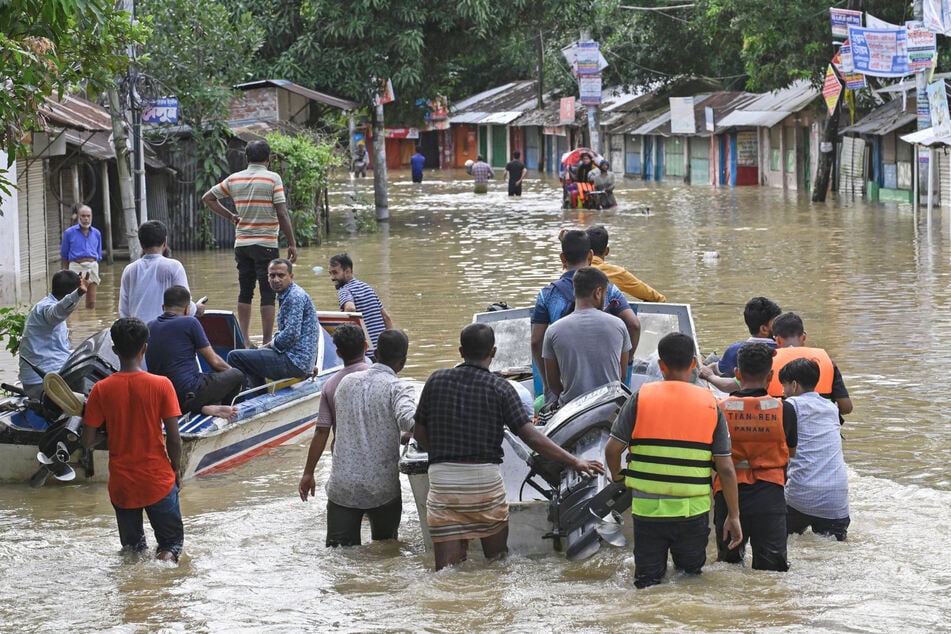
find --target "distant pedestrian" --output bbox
[81,317,184,562]
[467,154,494,194]
[352,141,369,178]
[119,220,202,324]
[410,146,426,183]
[328,253,393,353]
[60,203,102,308]
[202,140,298,346]
[504,151,527,197]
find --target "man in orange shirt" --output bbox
[82,318,184,562]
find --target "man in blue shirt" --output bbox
[530,230,641,403]
[146,286,244,419]
[59,204,102,308]
[18,270,88,400]
[227,259,319,390]
[410,147,426,183]
[328,253,392,354]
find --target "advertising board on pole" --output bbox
[669,97,696,134]
[822,65,843,115]
[847,25,911,77]
[928,80,951,136]
[576,41,601,76]
[830,8,863,38]
[907,21,937,71]
[579,75,602,105]
[559,97,576,124]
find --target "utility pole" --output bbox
[535,22,544,110]
[580,30,602,155]
[913,0,933,213]
[106,86,142,261]
[373,102,389,221]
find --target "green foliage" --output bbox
[0,0,147,193]
[265,131,344,246]
[137,0,263,247]
[0,306,27,355]
[346,192,378,234]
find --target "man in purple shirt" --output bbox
[60,204,102,308]
[298,324,370,502]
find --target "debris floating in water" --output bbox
[702,251,720,262]
[312,266,324,273]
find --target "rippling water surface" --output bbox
[1,170,949,631]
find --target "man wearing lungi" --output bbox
[413,323,604,570]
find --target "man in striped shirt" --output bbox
[202,140,298,346]
[328,253,392,354]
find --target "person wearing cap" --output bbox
[588,160,617,208]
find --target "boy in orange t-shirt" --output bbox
[82,317,184,561]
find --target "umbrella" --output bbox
[560,147,603,168]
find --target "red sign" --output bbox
[559,97,575,124]
[822,64,842,115]
[384,127,419,139]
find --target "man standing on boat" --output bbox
[542,267,631,406]
[18,271,88,401]
[59,204,102,309]
[202,139,298,346]
[317,329,416,547]
[327,253,392,353]
[605,332,742,588]
[531,230,640,404]
[298,324,371,505]
[146,286,243,420]
[227,259,318,391]
[119,220,202,324]
[413,323,604,571]
[585,225,666,303]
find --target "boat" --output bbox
[0,310,369,484]
[400,302,708,559]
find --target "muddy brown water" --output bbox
[1,171,949,631]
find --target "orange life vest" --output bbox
[626,381,719,517]
[767,346,834,397]
[713,395,788,493]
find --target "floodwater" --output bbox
[2,170,950,631]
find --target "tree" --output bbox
[135,0,263,246]
[0,0,145,195]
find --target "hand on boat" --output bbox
[298,473,316,502]
[572,458,605,477]
[723,515,743,550]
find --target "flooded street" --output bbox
[2,171,950,631]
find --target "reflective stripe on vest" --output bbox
[626,381,718,517]
[768,347,834,397]
[714,395,789,492]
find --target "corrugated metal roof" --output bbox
[717,110,789,128]
[512,98,586,127]
[716,80,819,129]
[840,97,917,136]
[38,94,165,167]
[449,80,539,124]
[235,79,360,110]
[900,127,951,146]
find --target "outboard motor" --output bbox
[31,328,117,484]
[527,382,631,560]
[59,328,119,395]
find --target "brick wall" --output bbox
[228,87,279,122]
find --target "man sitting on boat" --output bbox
[413,323,604,571]
[542,267,631,406]
[531,230,640,404]
[327,252,392,352]
[227,259,318,391]
[586,225,666,303]
[18,270,88,401]
[146,286,244,420]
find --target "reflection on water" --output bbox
[2,170,950,630]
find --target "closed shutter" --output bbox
[17,162,49,301]
[609,135,624,174]
[938,148,949,207]
[689,137,710,185]
[665,137,685,178]
[625,136,641,175]
[838,136,866,199]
